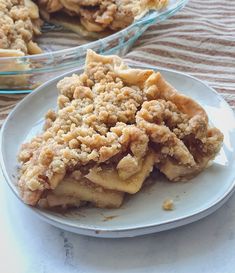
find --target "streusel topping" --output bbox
[0,0,42,54]
[37,0,168,32]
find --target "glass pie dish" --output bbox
[0,0,188,94]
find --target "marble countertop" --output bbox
[1,171,235,273]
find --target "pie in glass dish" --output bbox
[0,0,168,89]
[17,50,223,209]
[0,0,169,57]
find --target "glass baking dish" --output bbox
[0,0,188,94]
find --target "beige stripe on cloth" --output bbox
[124,0,235,104]
[0,0,235,127]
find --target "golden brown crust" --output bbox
[85,49,154,87]
[144,72,208,121]
[38,0,63,13]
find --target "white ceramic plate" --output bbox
[1,66,235,238]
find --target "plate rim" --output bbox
[1,65,235,238]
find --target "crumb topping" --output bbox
[0,0,42,54]
[37,0,168,32]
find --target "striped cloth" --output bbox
[0,0,235,126]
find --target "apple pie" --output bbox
[0,0,168,88]
[0,0,43,88]
[0,0,43,56]
[0,0,168,58]
[37,0,169,36]
[17,50,224,209]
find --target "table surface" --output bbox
[1,169,235,273]
[1,0,235,272]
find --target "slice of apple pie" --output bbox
[18,50,223,209]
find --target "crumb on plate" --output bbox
[162,198,174,211]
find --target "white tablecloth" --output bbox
[1,167,235,273]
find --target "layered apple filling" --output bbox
[18,50,223,209]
